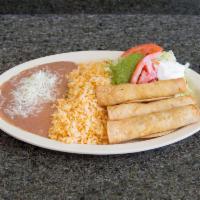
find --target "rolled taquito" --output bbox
[96,78,186,106]
[107,105,200,144]
[108,96,195,120]
[140,130,174,139]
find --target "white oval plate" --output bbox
[0,51,200,155]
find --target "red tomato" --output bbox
[131,52,161,84]
[122,43,163,57]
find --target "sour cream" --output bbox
[157,61,189,80]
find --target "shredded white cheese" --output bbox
[5,70,58,118]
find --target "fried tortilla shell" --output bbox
[108,96,195,120]
[107,105,200,144]
[140,130,174,139]
[96,78,187,106]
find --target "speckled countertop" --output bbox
[0,15,200,199]
[1,0,200,15]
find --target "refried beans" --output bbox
[0,61,77,137]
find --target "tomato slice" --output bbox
[122,43,163,57]
[131,52,161,84]
[137,67,157,84]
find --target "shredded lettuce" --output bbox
[157,50,176,62]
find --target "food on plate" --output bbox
[107,96,195,120]
[0,62,77,136]
[111,44,189,85]
[48,61,110,144]
[110,53,144,84]
[122,43,163,57]
[131,50,189,84]
[107,105,200,144]
[1,43,199,145]
[131,52,161,83]
[96,78,187,106]
[140,130,174,139]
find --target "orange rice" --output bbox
[48,61,111,144]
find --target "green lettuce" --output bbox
[157,50,176,62]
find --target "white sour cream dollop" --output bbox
[157,61,189,80]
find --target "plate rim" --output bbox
[0,50,200,155]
